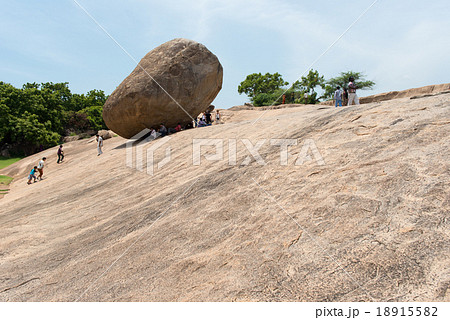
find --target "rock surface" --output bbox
[1,92,449,302]
[103,38,223,138]
[97,130,114,140]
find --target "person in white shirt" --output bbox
[215,110,221,124]
[96,134,103,156]
[149,128,159,140]
[37,157,46,180]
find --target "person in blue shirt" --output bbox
[334,86,343,108]
[27,166,38,185]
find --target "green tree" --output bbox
[85,89,107,107]
[252,88,287,107]
[0,81,109,156]
[11,112,60,148]
[0,101,10,142]
[79,105,107,131]
[238,72,289,103]
[323,71,375,100]
[291,69,325,104]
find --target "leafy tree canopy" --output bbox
[292,69,326,104]
[238,72,289,102]
[238,70,376,106]
[0,81,109,156]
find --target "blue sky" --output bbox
[1,0,449,108]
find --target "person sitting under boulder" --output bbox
[198,119,207,127]
[175,123,182,132]
[159,124,168,137]
[205,111,212,124]
[149,128,159,140]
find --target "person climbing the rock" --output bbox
[347,77,359,106]
[57,145,64,163]
[334,86,343,108]
[27,166,38,185]
[96,134,103,156]
[37,157,46,180]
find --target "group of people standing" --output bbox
[333,77,360,108]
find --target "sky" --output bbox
[0,0,449,108]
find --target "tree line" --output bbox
[238,70,375,106]
[0,82,108,156]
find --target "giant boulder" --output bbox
[103,38,223,138]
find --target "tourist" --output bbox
[347,77,359,106]
[37,157,46,180]
[205,111,212,124]
[175,123,182,132]
[215,110,221,124]
[334,86,343,108]
[343,88,349,106]
[27,166,38,185]
[159,123,168,137]
[96,134,103,156]
[150,128,158,140]
[57,145,64,163]
[198,118,207,127]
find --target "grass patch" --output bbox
[0,175,14,186]
[0,156,23,170]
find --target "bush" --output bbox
[79,105,107,131]
[0,82,109,156]
[253,89,286,106]
[64,111,91,133]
